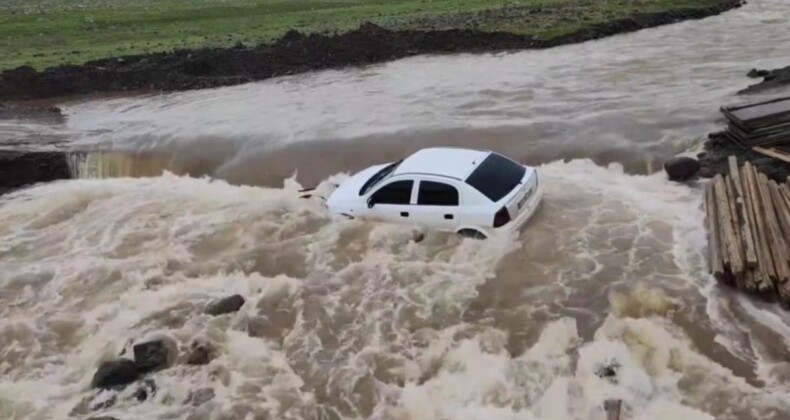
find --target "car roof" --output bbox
[393,147,491,180]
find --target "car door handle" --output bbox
[444,214,454,220]
[400,212,409,217]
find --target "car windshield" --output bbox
[359,159,403,196]
[464,153,526,202]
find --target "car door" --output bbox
[412,179,461,230]
[365,179,416,225]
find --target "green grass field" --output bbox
[0,0,723,71]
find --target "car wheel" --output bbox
[457,229,487,240]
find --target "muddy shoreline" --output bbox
[0,1,742,101]
[698,64,790,184]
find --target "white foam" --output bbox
[2,160,790,419]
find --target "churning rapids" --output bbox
[3,1,790,419]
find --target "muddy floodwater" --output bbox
[2,1,790,419]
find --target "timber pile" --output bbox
[720,96,790,162]
[704,155,790,305]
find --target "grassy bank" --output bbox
[1,0,727,71]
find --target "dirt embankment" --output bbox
[739,65,790,95]
[698,64,790,184]
[0,1,742,101]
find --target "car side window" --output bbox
[417,181,459,206]
[371,180,413,205]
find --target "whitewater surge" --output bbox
[2,160,789,419]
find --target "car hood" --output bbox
[328,163,389,206]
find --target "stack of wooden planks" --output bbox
[705,155,790,304]
[721,96,790,148]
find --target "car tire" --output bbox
[457,229,487,240]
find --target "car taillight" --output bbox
[493,206,511,227]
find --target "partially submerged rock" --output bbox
[91,358,139,389]
[663,156,700,181]
[595,360,620,384]
[205,294,245,316]
[740,65,790,95]
[133,340,170,374]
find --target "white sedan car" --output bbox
[326,147,542,238]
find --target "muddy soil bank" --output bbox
[698,64,790,183]
[0,150,71,195]
[698,131,790,184]
[0,105,70,195]
[740,64,790,95]
[0,1,742,101]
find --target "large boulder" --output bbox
[133,340,170,374]
[663,156,700,181]
[205,294,245,316]
[91,358,139,389]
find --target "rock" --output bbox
[91,358,140,389]
[86,417,120,420]
[185,387,215,406]
[205,294,245,316]
[595,361,620,384]
[747,68,770,78]
[133,378,157,402]
[133,340,169,374]
[663,156,700,181]
[187,341,214,365]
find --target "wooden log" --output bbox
[769,181,790,298]
[729,156,758,268]
[713,175,745,276]
[705,182,725,278]
[756,172,790,285]
[743,162,776,288]
[739,164,768,291]
[743,269,758,294]
[753,146,790,164]
[773,184,790,301]
[769,181,790,243]
[724,175,746,290]
[604,399,622,420]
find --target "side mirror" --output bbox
[367,196,375,208]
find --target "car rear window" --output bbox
[464,153,526,202]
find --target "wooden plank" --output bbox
[770,182,790,303]
[769,181,790,244]
[752,146,790,164]
[604,399,622,420]
[739,164,768,291]
[724,175,746,289]
[729,156,758,268]
[743,162,777,286]
[705,182,725,278]
[756,172,790,285]
[713,174,745,276]
[743,269,757,293]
